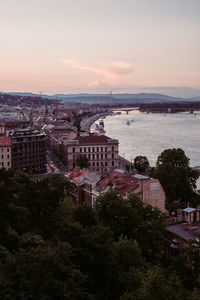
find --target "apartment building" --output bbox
[10,128,47,173]
[63,133,119,173]
[0,137,12,170]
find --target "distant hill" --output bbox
[1,91,200,104]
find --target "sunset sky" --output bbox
[1,0,200,96]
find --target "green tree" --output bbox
[134,155,150,172]
[151,148,199,209]
[76,154,89,169]
[95,191,165,258]
[122,266,189,300]
[0,240,90,299]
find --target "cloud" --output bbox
[60,58,134,88]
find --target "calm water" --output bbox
[96,110,200,167]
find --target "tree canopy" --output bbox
[0,168,200,299]
[151,148,199,209]
[76,154,90,169]
[134,155,150,172]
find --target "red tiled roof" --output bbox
[75,133,117,144]
[98,171,132,186]
[0,137,11,146]
[67,169,89,184]
[119,181,139,196]
[98,170,141,196]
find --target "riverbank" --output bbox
[80,113,108,132]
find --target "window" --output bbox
[88,154,91,159]
[97,154,99,159]
[92,147,95,152]
[88,147,90,152]
[93,154,95,159]
[7,155,9,159]
[93,162,95,166]
[2,162,4,167]
[112,161,114,166]
[112,146,114,151]
[97,162,99,166]
[105,162,107,166]
[7,162,10,166]
[97,147,99,152]
[105,154,107,159]
[84,147,86,152]
[73,147,75,153]
[101,162,103,166]
[7,148,9,152]
[112,153,114,159]
[80,148,82,153]
[101,147,103,152]
[2,155,3,159]
[105,147,107,152]
[101,154,103,159]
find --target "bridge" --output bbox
[110,107,139,114]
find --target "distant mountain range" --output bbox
[1,92,200,103]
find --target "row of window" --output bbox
[1,148,10,153]
[1,161,10,167]
[73,146,116,153]
[1,155,10,159]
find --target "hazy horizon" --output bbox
[1,0,200,95]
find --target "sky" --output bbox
[0,0,200,97]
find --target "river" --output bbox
[98,110,200,167]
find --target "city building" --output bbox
[164,206,200,262]
[63,133,119,173]
[66,167,166,211]
[10,128,47,173]
[66,167,101,206]
[0,124,6,137]
[0,137,11,170]
[97,169,166,212]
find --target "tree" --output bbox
[76,155,89,169]
[95,191,165,257]
[134,155,150,172]
[151,148,199,209]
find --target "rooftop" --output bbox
[167,223,200,242]
[0,137,11,147]
[74,133,118,145]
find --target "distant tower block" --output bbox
[29,107,33,126]
[0,125,6,137]
[54,99,59,117]
[44,105,49,123]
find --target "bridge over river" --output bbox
[110,107,139,114]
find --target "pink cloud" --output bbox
[60,58,134,88]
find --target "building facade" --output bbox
[10,128,47,173]
[63,133,119,173]
[0,137,12,170]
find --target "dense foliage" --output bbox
[151,148,199,209]
[134,155,150,173]
[0,169,200,299]
[76,154,90,169]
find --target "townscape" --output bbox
[1,92,200,298]
[1,0,200,298]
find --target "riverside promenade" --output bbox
[80,113,107,132]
